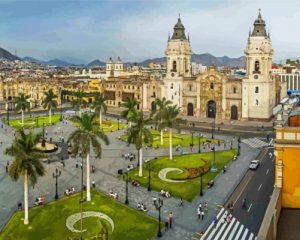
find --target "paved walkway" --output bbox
[0,115,260,240]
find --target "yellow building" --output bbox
[274,111,300,208]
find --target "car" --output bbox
[249,160,260,170]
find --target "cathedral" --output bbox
[161,11,283,121]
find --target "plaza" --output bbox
[0,108,261,240]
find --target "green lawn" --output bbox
[120,129,222,148]
[4,114,61,129]
[0,191,159,240]
[72,119,127,133]
[126,149,237,201]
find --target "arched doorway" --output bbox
[207,100,216,118]
[187,103,194,116]
[151,101,156,112]
[231,105,238,120]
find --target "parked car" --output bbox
[249,160,260,170]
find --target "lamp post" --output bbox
[6,101,11,126]
[60,88,63,121]
[117,118,120,130]
[237,137,241,156]
[123,171,129,205]
[198,133,202,153]
[53,168,61,199]
[154,198,163,237]
[191,131,194,147]
[42,123,46,147]
[211,145,217,172]
[199,169,204,196]
[146,160,152,191]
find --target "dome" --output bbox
[171,16,187,40]
[251,9,267,37]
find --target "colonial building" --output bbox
[0,77,61,111]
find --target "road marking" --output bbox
[266,169,269,175]
[227,221,240,240]
[247,203,253,212]
[234,225,244,240]
[241,228,249,240]
[258,184,262,191]
[249,233,254,240]
[233,177,252,205]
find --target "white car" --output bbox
[249,160,260,170]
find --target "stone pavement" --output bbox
[0,114,260,240]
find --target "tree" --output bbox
[93,93,107,129]
[42,89,58,124]
[71,90,86,117]
[68,113,109,201]
[154,97,172,145]
[158,105,185,160]
[5,130,45,225]
[14,93,31,126]
[121,98,139,127]
[127,111,153,177]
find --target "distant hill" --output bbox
[0,47,20,61]
[23,56,46,64]
[87,59,106,67]
[46,58,75,67]
[137,53,245,68]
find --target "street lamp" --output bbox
[6,101,12,125]
[191,131,194,147]
[146,159,152,191]
[237,137,241,156]
[211,145,217,172]
[198,133,202,153]
[53,168,61,199]
[154,198,163,237]
[42,123,46,147]
[123,171,129,205]
[117,118,120,130]
[199,168,204,196]
[60,88,63,121]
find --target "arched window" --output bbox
[171,83,173,89]
[189,85,192,91]
[254,60,260,72]
[256,99,259,105]
[172,61,177,72]
[210,83,214,89]
[233,87,236,93]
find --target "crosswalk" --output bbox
[242,137,270,148]
[200,208,257,240]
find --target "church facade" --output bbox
[161,11,282,121]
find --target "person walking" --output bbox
[168,212,173,229]
[197,207,201,219]
[213,216,218,228]
[242,198,247,209]
[201,210,205,220]
[179,197,183,207]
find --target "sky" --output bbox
[0,0,299,63]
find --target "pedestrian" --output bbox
[197,207,201,219]
[242,198,246,209]
[204,202,208,213]
[18,202,22,210]
[61,159,65,168]
[179,197,183,207]
[201,210,205,220]
[7,161,9,166]
[5,165,8,173]
[213,216,218,228]
[92,180,96,188]
[165,221,169,231]
[168,212,173,229]
[199,202,202,211]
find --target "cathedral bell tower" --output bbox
[163,16,192,106]
[242,10,275,120]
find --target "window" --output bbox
[256,99,259,106]
[153,92,156,97]
[153,86,155,89]
[189,85,192,91]
[210,83,214,89]
[172,61,177,72]
[255,87,259,93]
[254,60,260,72]
[233,87,236,93]
[171,95,173,100]
[171,83,173,89]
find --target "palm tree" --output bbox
[71,90,86,117]
[68,113,109,201]
[42,89,58,124]
[93,93,107,129]
[155,97,172,145]
[5,130,45,225]
[127,111,153,177]
[14,93,31,126]
[158,105,185,160]
[121,98,139,127]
